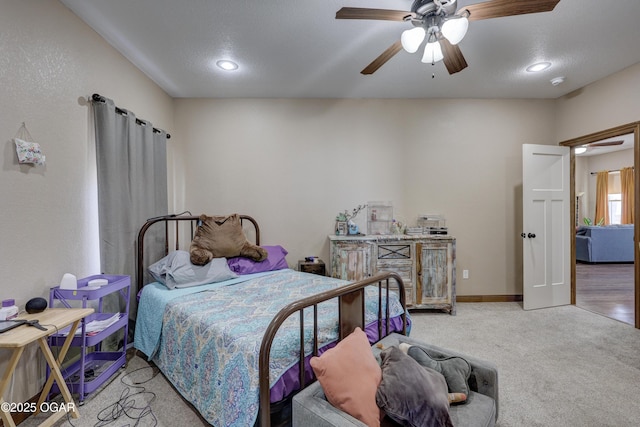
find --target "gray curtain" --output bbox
[93,96,168,324]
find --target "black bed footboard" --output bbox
[258,272,407,427]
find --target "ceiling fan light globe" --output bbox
[421,41,443,63]
[441,16,468,45]
[401,27,426,53]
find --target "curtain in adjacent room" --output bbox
[620,167,635,224]
[594,171,609,225]
[92,96,168,322]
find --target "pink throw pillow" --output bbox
[310,327,382,427]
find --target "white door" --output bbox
[522,144,571,310]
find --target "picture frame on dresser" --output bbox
[335,221,348,236]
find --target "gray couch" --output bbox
[292,333,498,427]
[576,225,634,263]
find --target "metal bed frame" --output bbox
[136,214,408,427]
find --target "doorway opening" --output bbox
[573,135,634,324]
[560,122,639,329]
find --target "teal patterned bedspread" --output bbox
[134,271,274,359]
[147,269,406,427]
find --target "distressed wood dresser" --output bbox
[328,234,456,314]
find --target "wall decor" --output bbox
[13,122,45,166]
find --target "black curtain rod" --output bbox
[91,93,171,139]
[590,166,634,175]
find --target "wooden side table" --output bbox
[0,308,93,427]
[298,259,326,276]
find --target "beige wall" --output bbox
[3,0,640,408]
[555,62,640,141]
[174,98,558,297]
[0,0,174,403]
[174,98,408,264]
[577,149,634,223]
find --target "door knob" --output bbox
[520,233,526,238]
[528,233,536,238]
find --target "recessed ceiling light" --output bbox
[216,60,238,71]
[526,62,551,72]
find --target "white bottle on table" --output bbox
[0,299,19,320]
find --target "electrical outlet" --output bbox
[463,269,469,279]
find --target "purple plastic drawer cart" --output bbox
[48,274,130,404]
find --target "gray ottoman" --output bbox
[292,333,498,427]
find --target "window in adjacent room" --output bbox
[608,193,622,224]
[607,171,622,225]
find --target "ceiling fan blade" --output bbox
[336,7,413,21]
[462,0,561,21]
[440,38,468,75]
[361,41,403,75]
[589,140,624,147]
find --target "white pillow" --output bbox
[149,250,237,289]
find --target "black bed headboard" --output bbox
[136,214,261,294]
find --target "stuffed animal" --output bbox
[190,214,268,265]
[399,343,470,404]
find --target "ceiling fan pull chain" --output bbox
[431,50,436,79]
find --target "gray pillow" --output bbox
[148,250,237,289]
[401,343,471,397]
[376,346,453,427]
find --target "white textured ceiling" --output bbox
[60,0,640,99]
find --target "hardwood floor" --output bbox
[576,262,635,325]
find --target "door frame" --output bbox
[559,121,640,329]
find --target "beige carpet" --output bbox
[20,302,640,427]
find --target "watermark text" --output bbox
[1,401,76,413]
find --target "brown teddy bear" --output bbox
[190,214,268,265]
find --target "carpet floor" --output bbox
[20,302,640,427]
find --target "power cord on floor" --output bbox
[98,365,159,427]
[60,365,159,427]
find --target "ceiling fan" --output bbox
[588,140,625,148]
[575,140,625,154]
[336,0,562,75]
